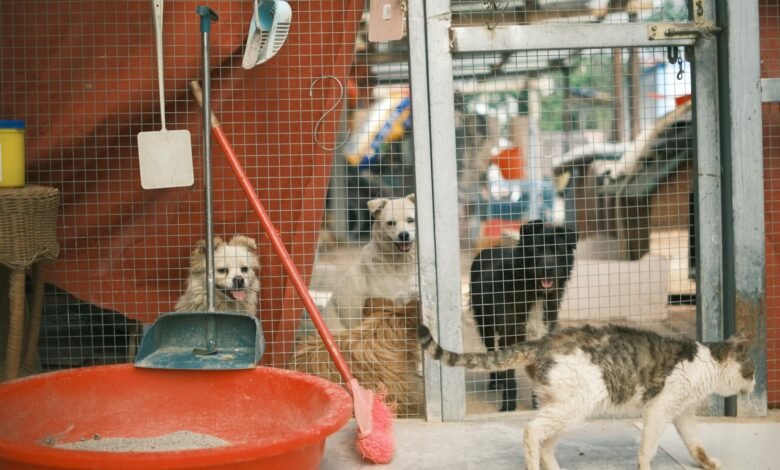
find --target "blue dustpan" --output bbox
[136,6,264,370]
[135,312,264,369]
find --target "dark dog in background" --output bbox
[470,220,577,411]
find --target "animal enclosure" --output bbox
[0,0,775,426]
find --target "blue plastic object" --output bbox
[196,5,218,32]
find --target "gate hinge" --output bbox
[648,22,722,41]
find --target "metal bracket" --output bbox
[648,22,722,41]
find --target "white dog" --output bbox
[175,235,261,315]
[324,194,418,329]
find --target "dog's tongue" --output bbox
[395,242,413,253]
[540,279,555,289]
[229,290,247,301]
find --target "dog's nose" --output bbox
[233,277,245,289]
[397,231,411,242]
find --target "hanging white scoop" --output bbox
[241,0,292,69]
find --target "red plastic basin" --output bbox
[0,364,352,469]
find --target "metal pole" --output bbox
[197,6,218,313]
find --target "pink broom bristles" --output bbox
[355,391,396,464]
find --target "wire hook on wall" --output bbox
[310,75,350,152]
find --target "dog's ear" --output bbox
[520,220,545,236]
[402,298,421,317]
[518,220,545,245]
[190,240,207,272]
[367,198,389,218]
[405,193,416,205]
[362,297,396,316]
[212,236,225,249]
[229,235,258,252]
[555,226,578,249]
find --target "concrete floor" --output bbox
[322,412,780,469]
[313,230,778,468]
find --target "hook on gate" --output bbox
[667,47,685,81]
[676,58,685,80]
[484,0,506,30]
[309,75,350,152]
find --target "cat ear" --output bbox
[727,330,753,354]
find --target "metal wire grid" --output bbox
[450,0,690,26]
[0,0,427,418]
[0,0,771,419]
[0,1,369,374]
[454,47,696,413]
[760,0,780,408]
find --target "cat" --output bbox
[418,323,755,470]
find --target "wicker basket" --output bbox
[0,185,60,270]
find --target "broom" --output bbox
[189,80,395,464]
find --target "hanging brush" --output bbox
[189,80,396,464]
[241,0,292,69]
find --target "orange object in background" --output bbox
[493,146,526,180]
[0,364,352,469]
[676,94,692,106]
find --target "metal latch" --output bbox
[649,0,721,41]
[648,23,722,41]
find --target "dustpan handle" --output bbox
[197,6,219,312]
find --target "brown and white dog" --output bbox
[323,194,418,329]
[174,235,261,315]
[289,297,423,416]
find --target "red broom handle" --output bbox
[189,81,355,386]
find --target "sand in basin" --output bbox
[55,431,230,452]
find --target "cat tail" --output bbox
[417,325,535,371]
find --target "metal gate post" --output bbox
[407,0,467,422]
[716,0,768,417]
[691,0,725,417]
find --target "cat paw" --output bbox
[695,446,721,470]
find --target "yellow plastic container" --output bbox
[0,120,26,188]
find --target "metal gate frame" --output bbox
[407,0,767,420]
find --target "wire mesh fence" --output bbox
[452,45,696,414]
[0,0,775,420]
[760,0,780,408]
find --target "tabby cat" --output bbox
[418,323,755,470]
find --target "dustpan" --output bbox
[137,0,194,189]
[135,6,263,370]
[135,312,262,369]
[241,0,292,69]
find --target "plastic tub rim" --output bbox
[0,364,353,469]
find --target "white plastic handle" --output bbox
[152,0,167,130]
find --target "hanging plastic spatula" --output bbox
[241,0,292,69]
[138,0,194,189]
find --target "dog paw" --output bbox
[701,457,721,470]
[499,401,517,412]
